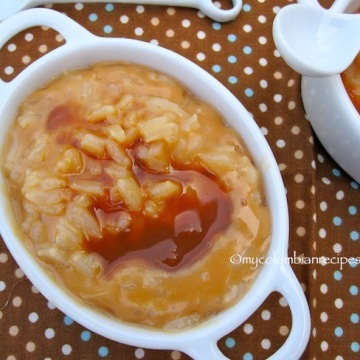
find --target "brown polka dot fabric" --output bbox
[0,1,359,359]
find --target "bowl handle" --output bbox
[0,8,93,92]
[267,264,311,360]
[184,264,310,360]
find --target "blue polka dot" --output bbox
[89,13,98,22]
[334,270,342,281]
[81,330,91,342]
[332,168,341,177]
[228,34,237,42]
[228,55,237,64]
[333,216,342,226]
[212,64,221,73]
[243,4,252,12]
[350,231,359,241]
[225,337,236,348]
[64,316,73,326]
[349,205,357,215]
[245,88,254,97]
[351,342,360,352]
[334,327,343,337]
[212,23,221,30]
[228,76,238,84]
[104,25,113,34]
[243,353,253,360]
[243,46,252,54]
[351,313,359,323]
[349,258,358,268]
[99,346,109,357]
[350,285,358,295]
[105,3,114,11]
[351,181,359,189]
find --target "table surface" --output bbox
[0,1,359,359]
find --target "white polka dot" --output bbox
[258,15,267,23]
[38,44,48,53]
[259,58,268,66]
[31,285,39,294]
[261,339,271,350]
[288,79,295,87]
[322,177,331,185]
[181,41,190,49]
[321,341,329,351]
[296,200,305,209]
[259,103,267,112]
[258,36,267,45]
[279,297,288,307]
[274,71,282,79]
[182,19,191,28]
[244,67,253,75]
[12,296,22,307]
[134,27,143,36]
[9,325,19,336]
[294,150,303,159]
[120,15,129,24]
[320,284,328,294]
[320,201,327,211]
[288,101,296,110]
[197,30,206,39]
[333,243,342,254]
[312,327,317,337]
[294,173,304,183]
[167,7,176,15]
[196,52,206,61]
[0,281,5,292]
[15,268,24,278]
[28,312,39,323]
[0,253,8,263]
[296,226,306,237]
[243,24,252,32]
[319,228,326,238]
[320,312,328,322]
[261,310,271,320]
[166,29,175,37]
[279,325,289,336]
[278,163,287,171]
[151,17,159,26]
[273,94,282,102]
[22,55,31,64]
[25,33,34,41]
[5,66,14,75]
[212,43,221,51]
[48,302,57,311]
[7,43,17,52]
[261,127,268,136]
[276,139,286,148]
[62,344,72,355]
[56,34,64,43]
[26,342,36,353]
[243,323,253,334]
[45,328,55,339]
[260,79,268,88]
[135,348,145,359]
[291,126,300,135]
[136,5,145,13]
[335,298,343,309]
[171,350,182,360]
[274,116,283,125]
[74,3,84,10]
[336,190,344,200]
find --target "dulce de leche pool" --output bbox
[1,62,271,329]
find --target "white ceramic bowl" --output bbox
[0,9,310,359]
[300,0,360,183]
